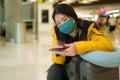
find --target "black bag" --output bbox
[69,56,119,80]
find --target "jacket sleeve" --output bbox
[51,27,66,64]
[74,24,114,54]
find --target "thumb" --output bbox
[63,43,70,48]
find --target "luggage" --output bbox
[69,56,119,80]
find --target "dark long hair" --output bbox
[52,4,79,25]
[52,4,80,42]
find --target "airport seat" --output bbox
[80,47,120,67]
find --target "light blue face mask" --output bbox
[58,18,76,34]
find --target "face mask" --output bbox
[58,18,76,34]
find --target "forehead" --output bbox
[54,13,67,21]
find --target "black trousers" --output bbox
[109,25,115,32]
[47,64,69,80]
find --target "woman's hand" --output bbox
[59,43,77,56]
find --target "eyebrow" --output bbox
[61,16,66,20]
[56,16,66,23]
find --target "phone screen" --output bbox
[49,46,65,54]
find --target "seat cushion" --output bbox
[80,47,120,67]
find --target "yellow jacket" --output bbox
[51,23,113,64]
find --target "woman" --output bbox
[47,4,113,80]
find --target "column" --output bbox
[5,0,22,42]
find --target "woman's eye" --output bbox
[63,18,68,21]
[63,19,67,21]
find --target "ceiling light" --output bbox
[49,0,54,2]
[66,0,72,3]
[61,1,71,4]
[79,0,92,4]
[88,0,99,2]
[28,0,36,2]
[44,0,59,3]
[66,0,76,3]
[106,10,120,15]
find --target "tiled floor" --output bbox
[0,29,52,80]
[0,27,120,80]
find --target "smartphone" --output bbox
[49,46,65,54]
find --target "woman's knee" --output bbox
[47,64,67,80]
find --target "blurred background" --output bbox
[0,0,120,80]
